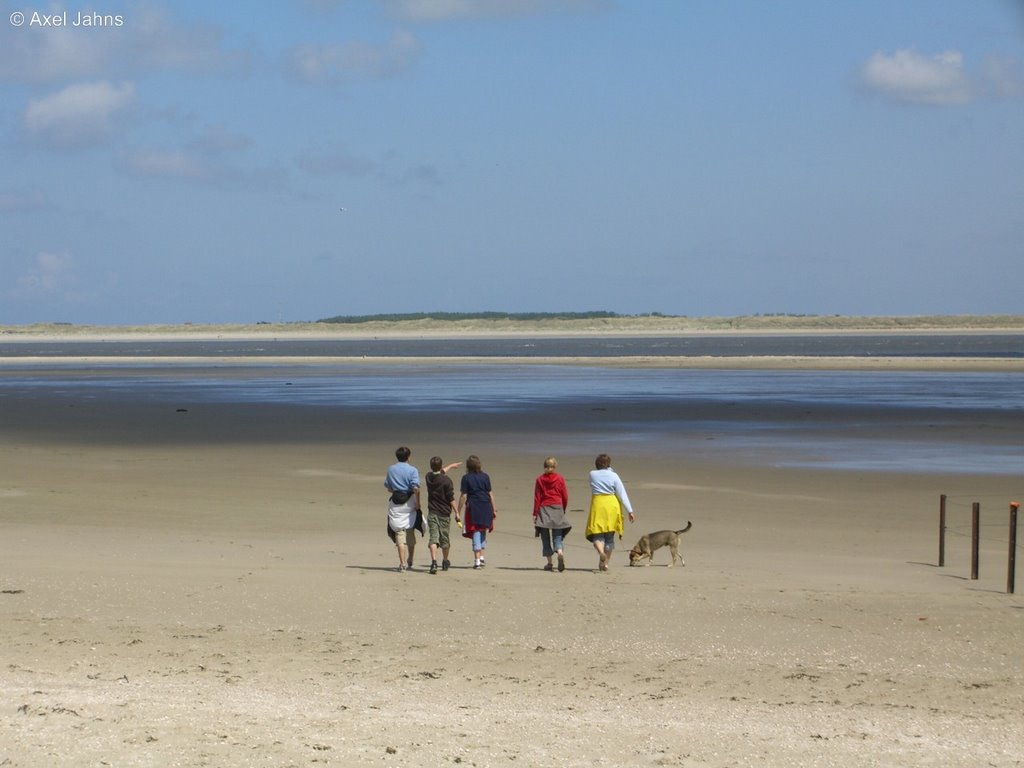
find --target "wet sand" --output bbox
[1,362,1023,767]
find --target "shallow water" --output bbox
[2,363,1021,476]
[1,332,1023,359]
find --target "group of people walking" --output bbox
[384,447,636,574]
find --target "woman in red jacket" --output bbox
[533,456,571,572]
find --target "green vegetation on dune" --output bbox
[318,311,622,324]
[314,312,1024,331]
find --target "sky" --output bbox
[1,0,1023,325]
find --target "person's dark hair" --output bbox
[466,455,482,473]
[595,453,611,469]
[395,446,411,462]
[430,456,443,472]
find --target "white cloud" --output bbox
[294,143,377,177]
[860,49,971,105]
[23,80,136,149]
[123,7,251,76]
[286,30,420,83]
[15,252,75,295]
[0,188,52,213]
[293,141,441,186]
[380,0,610,21]
[0,23,109,82]
[114,145,287,190]
[0,7,250,83]
[115,148,210,180]
[186,125,255,155]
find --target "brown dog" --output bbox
[628,522,692,567]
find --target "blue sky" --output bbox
[2,0,1022,324]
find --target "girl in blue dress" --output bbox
[458,455,497,569]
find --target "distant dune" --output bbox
[2,314,1023,340]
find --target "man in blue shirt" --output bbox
[385,446,421,571]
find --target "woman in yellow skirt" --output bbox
[585,453,636,571]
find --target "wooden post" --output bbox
[938,494,947,567]
[971,502,980,581]
[1009,502,1019,595]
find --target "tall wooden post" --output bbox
[938,494,947,567]
[971,502,980,581]
[1009,502,1019,595]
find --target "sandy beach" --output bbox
[2,346,1023,766]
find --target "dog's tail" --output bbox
[676,521,693,534]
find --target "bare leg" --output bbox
[396,541,407,570]
[406,529,416,568]
[592,539,608,571]
[472,530,486,567]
